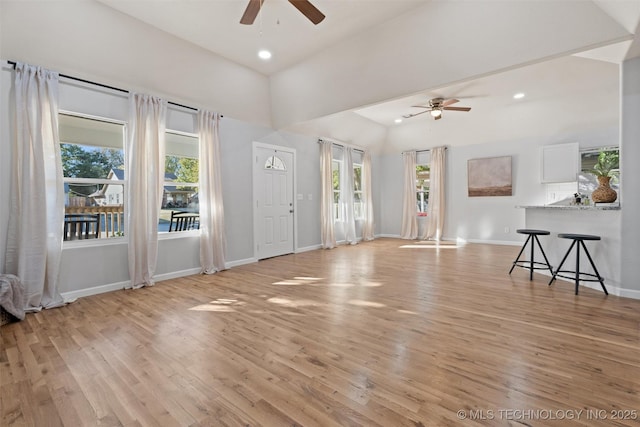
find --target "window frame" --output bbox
[578,146,620,197]
[353,162,363,220]
[332,159,342,221]
[416,164,430,217]
[59,111,127,244]
[160,130,200,235]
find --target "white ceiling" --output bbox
[95,0,640,148]
[98,0,429,75]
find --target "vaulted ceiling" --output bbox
[7,0,640,150]
[99,0,639,149]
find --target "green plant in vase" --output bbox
[591,150,619,203]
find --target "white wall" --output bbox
[0,64,323,297]
[620,57,640,293]
[0,0,271,126]
[378,127,619,244]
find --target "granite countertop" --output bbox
[516,204,621,210]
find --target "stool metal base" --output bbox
[509,233,553,280]
[548,238,608,295]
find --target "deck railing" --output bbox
[64,205,124,238]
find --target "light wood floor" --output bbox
[2,238,640,426]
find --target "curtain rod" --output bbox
[317,139,364,153]
[7,60,221,116]
[401,147,448,155]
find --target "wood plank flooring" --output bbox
[2,238,640,426]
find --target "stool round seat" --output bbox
[509,229,553,280]
[558,233,600,241]
[549,233,607,295]
[517,229,551,236]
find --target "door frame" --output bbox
[252,141,298,260]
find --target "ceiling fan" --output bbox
[403,98,471,120]
[240,0,326,25]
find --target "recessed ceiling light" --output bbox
[394,118,402,124]
[513,92,525,99]
[258,50,272,60]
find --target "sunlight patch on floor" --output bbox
[400,244,459,249]
[272,276,324,286]
[400,240,460,249]
[189,298,244,312]
[397,309,418,315]
[267,297,322,307]
[348,299,386,308]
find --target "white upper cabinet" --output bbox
[540,142,579,183]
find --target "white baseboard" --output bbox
[376,234,401,238]
[464,238,522,246]
[225,257,257,269]
[528,270,640,300]
[61,280,128,301]
[297,244,322,253]
[155,267,201,282]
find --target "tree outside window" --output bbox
[416,165,430,216]
[332,160,341,220]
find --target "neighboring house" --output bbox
[89,168,193,208]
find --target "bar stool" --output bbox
[509,229,553,280]
[548,233,608,295]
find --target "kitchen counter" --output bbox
[517,204,620,211]
[518,205,621,293]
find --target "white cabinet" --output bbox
[540,142,579,183]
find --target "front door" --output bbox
[253,145,294,260]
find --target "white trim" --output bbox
[154,267,201,282]
[63,237,127,249]
[252,142,297,260]
[376,234,401,238]
[158,229,200,240]
[225,257,257,269]
[297,244,322,253]
[464,238,522,246]
[59,109,126,125]
[61,281,128,300]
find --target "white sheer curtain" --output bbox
[5,63,65,311]
[423,146,446,240]
[320,140,336,249]
[400,150,418,239]
[343,147,357,245]
[126,93,167,289]
[361,150,375,241]
[198,110,226,273]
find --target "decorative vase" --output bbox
[591,176,617,203]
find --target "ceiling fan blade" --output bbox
[410,105,431,109]
[289,0,325,24]
[441,98,460,107]
[443,106,471,112]
[240,0,262,25]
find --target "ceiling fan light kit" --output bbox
[404,97,472,120]
[240,0,325,25]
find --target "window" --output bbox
[578,147,620,196]
[59,113,126,239]
[332,159,341,220]
[416,165,430,216]
[161,132,199,232]
[353,163,363,220]
[265,155,286,170]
